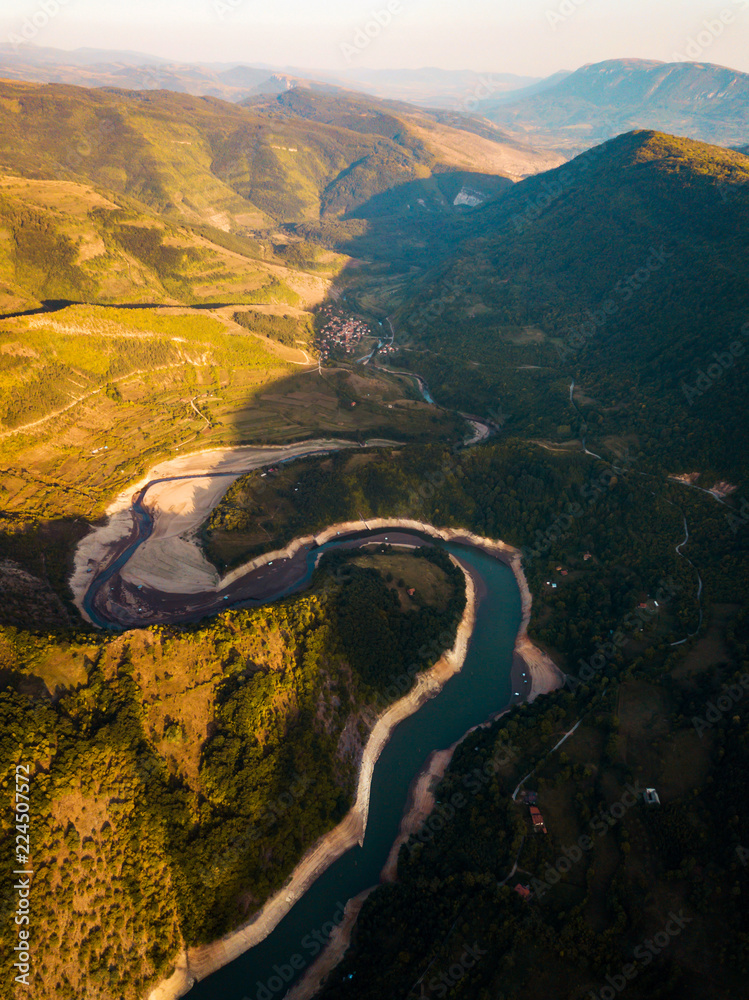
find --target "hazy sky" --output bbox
[2,0,748,76]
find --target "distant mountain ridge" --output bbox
[479,59,749,152]
[245,73,346,96]
[240,87,560,174]
[0,44,539,108]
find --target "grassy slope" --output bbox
[0,170,343,314]
[0,78,536,545]
[0,303,462,534]
[1,81,747,1000]
[241,88,564,183]
[0,305,290,517]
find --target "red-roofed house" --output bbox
[529,806,547,833]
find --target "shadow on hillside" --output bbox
[0,164,510,633]
[304,168,514,268]
[0,515,90,630]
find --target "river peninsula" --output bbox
[69,447,563,1000]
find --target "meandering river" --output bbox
[77,448,526,1000]
[179,538,522,1000]
[54,294,516,998]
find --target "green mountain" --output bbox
[0,548,465,1000]
[240,86,558,183]
[394,130,749,481]
[0,77,563,287]
[0,170,338,314]
[0,79,556,233]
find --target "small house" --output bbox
[644,788,661,806]
[514,884,532,901]
[530,806,547,833]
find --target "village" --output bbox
[315,305,373,360]
[315,305,398,362]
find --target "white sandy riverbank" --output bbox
[259,524,565,1000]
[147,558,476,1000]
[145,520,564,1000]
[77,450,565,1000]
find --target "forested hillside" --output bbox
[205,441,733,674]
[0,80,553,235]
[319,628,749,1000]
[0,172,338,314]
[203,435,749,1000]
[393,131,749,481]
[0,64,747,1000]
[0,548,465,1000]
